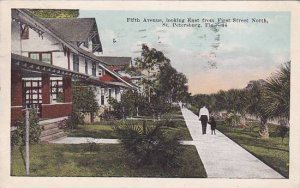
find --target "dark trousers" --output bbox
[200,115,208,134]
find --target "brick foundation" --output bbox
[11,70,24,125]
[11,71,23,107]
[41,103,72,119]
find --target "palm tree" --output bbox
[263,61,290,121]
[244,62,290,138]
[235,89,251,127]
[223,89,245,127]
[247,80,270,138]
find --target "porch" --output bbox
[11,53,90,125]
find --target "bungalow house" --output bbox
[11,9,108,141]
[40,17,138,114]
[11,9,138,140]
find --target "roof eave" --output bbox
[17,9,79,54]
[11,53,89,79]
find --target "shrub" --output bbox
[225,111,240,127]
[11,108,42,147]
[114,120,184,168]
[99,109,117,120]
[167,105,181,114]
[148,97,172,118]
[109,90,173,119]
[276,125,289,142]
[11,124,23,147]
[107,98,122,119]
[72,83,99,122]
[64,111,84,129]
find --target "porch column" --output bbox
[41,73,50,104]
[11,70,23,106]
[11,70,24,125]
[63,76,72,102]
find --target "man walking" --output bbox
[199,106,209,134]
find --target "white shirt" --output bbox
[199,106,209,121]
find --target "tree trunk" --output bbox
[231,113,238,127]
[231,118,236,127]
[90,112,94,123]
[148,88,151,103]
[142,120,146,134]
[239,115,246,128]
[259,117,269,138]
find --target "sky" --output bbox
[80,10,290,95]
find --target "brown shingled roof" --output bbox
[42,18,102,52]
[42,18,94,41]
[97,56,132,66]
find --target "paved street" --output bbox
[181,107,284,178]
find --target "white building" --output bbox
[95,56,139,108]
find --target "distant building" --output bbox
[97,56,132,70]
[96,56,139,108]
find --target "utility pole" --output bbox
[122,107,125,120]
[25,108,30,175]
[148,87,151,103]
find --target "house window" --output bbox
[108,88,112,99]
[29,53,39,60]
[98,68,102,77]
[20,25,29,40]
[73,54,79,72]
[85,59,88,74]
[29,52,52,64]
[51,79,64,103]
[23,79,42,116]
[92,62,97,76]
[101,88,105,105]
[41,53,51,64]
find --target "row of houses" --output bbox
[11,9,139,135]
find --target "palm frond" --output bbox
[263,61,290,119]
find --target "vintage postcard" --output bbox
[0,1,300,188]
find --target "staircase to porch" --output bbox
[39,117,68,143]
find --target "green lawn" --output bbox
[160,118,193,141]
[217,121,289,178]
[11,144,206,177]
[67,124,118,138]
[67,111,192,141]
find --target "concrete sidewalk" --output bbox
[181,107,284,179]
